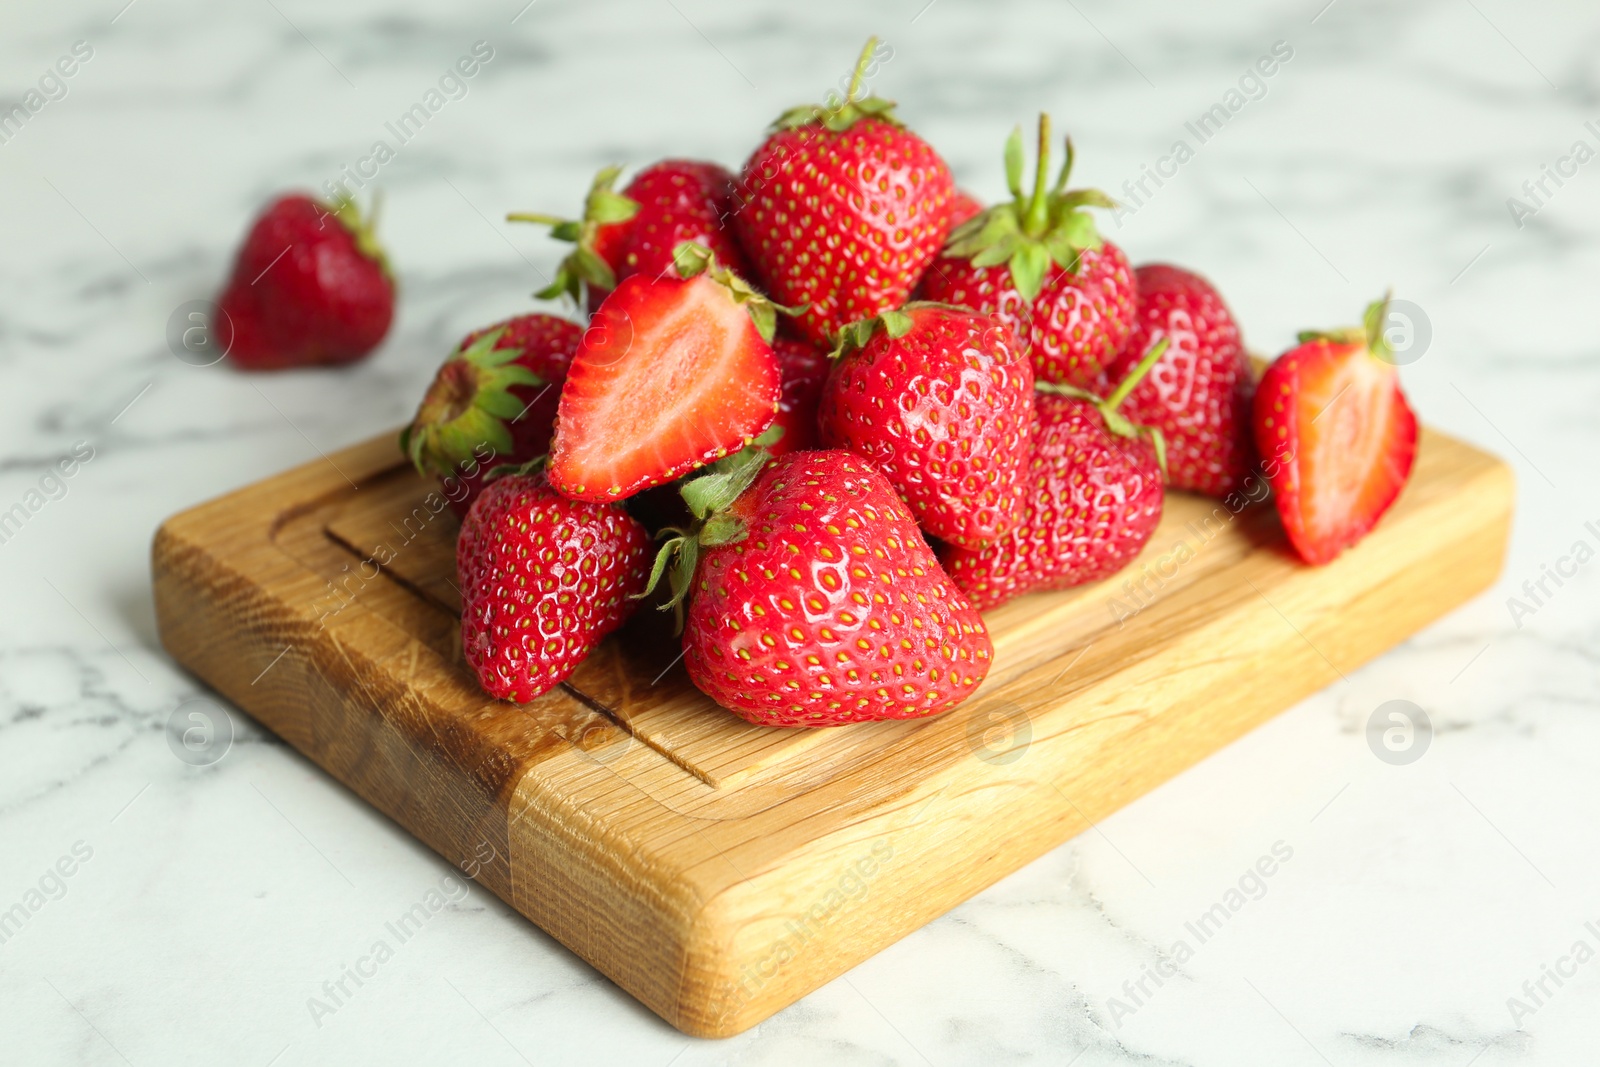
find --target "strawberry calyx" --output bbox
[483,452,549,483]
[828,305,915,359]
[671,241,801,343]
[941,112,1117,301]
[325,191,392,280]
[636,428,782,627]
[507,166,641,304]
[772,37,901,134]
[1296,291,1397,364]
[399,327,545,477]
[826,301,973,359]
[1036,336,1171,476]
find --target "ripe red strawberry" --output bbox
[947,190,985,229]
[768,336,830,455]
[941,339,1170,610]
[919,115,1135,388]
[218,193,394,369]
[817,304,1034,548]
[1104,264,1255,498]
[508,160,748,310]
[732,38,955,346]
[401,313,582,516]
[457,470,651,702]
[547,245,782,502]
[1255,295,1418,565]
[645,447,992,727]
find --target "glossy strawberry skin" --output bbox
[733,117,955,346]
[1104,264,1255,499]
[437,315,583,516]
[684,450,992,727]
[941,394,1164,611]
[608,160,750,283]
[818,306,1034,548]
[548,273,779,502]
[457,472,650,703]
[768,337,830,455]
[218,195,393,370]
[1254,337,1417,565]
[919,241,1136,389]
[946,190,984,229]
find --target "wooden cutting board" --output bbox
[152,425,1512,1037]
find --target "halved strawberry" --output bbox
[1254,295,1418,565]
[547,245,782,502]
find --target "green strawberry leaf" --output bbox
[699,513,747,547]
[537,265,577,303]
[571,247,617,290]
[1007,243,1050,302]
[970,233,1019,269]
[879,308,914,339]
[1003,126,1025,201]
[1363,291,1395,362]
[1059,188,1118,211]
[476,391,525,419]
[748,303,777,344]
[672,241,715,279]
[588,190,640,225]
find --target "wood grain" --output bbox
[153,425,1513,1036]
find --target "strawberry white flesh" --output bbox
[1256,337,1417,565]
[548,273,779,502]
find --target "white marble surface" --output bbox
[2,0,1597,1063]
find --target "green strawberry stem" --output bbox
[1036,336,1170,476]
[774,38,899,133]
[1104,335,1169,411]
[504,212,566,227]
[1022,113,1052,238]
[941,113,1114,301]
[845,37,876,103]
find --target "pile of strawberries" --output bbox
[219,40,1418,729]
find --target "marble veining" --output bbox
[2,0,1598,1063]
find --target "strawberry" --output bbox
[508,160,748,310]
[817,304,1034,548]
[457,469,651,702]
[731,38,955,346]
[1255,295,1418,565]
[547,244,783,502]
[218,193,394,370]
[919,114,1135,388]
[400,313,582,516]
[1104,264,1255,498]
[947,190,985,229]
[768,336,830,455]
[940,339,1170,610]
[644,447,992,727]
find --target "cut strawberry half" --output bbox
[547,245,784,502]
[1255,295,1418,565]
